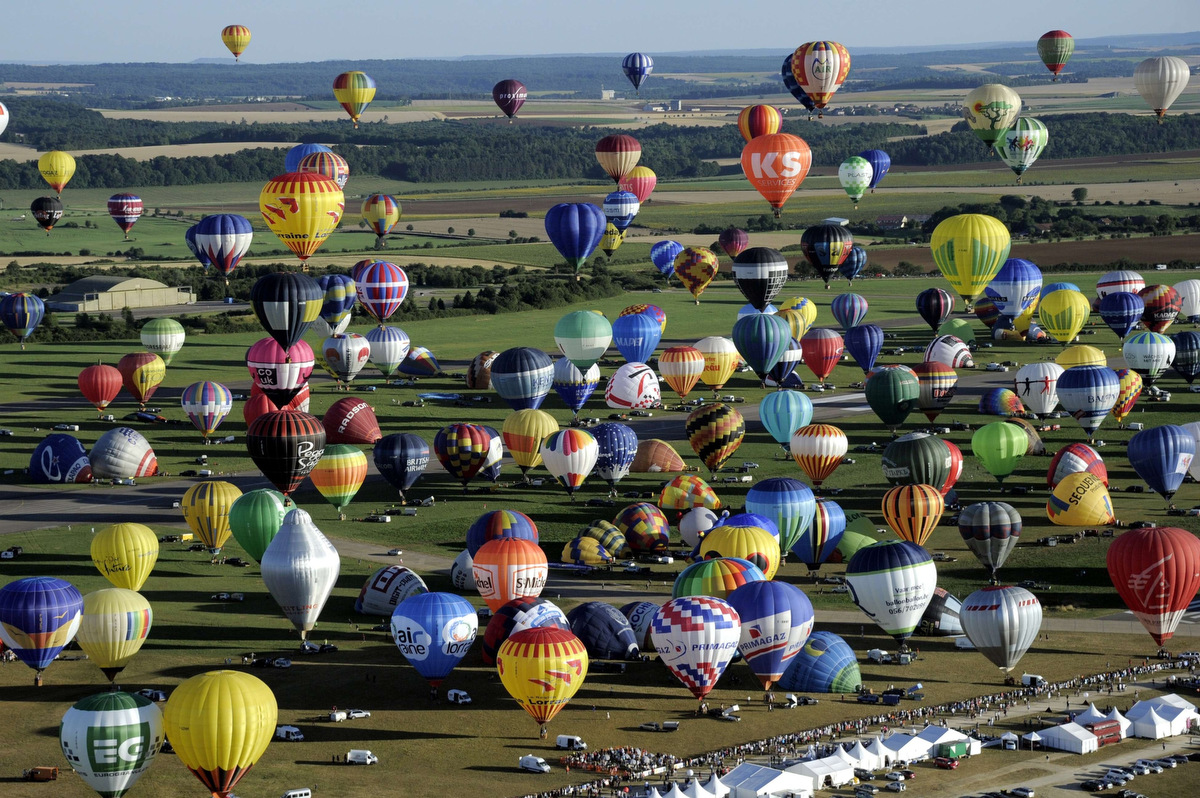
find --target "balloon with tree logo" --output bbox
[961,84,1022,147]
[1107,527,1200,647]
[958,501,1022,581]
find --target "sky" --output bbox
[5,0,1200,63]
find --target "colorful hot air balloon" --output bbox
[686,403,745,474]
[800,223,853,289]
[473,538,548,612]
[221,24,251,60]
[332,70,375,127]
[615,502,671,553]
[745,477,815,554]
[1123,331,1175,385]
[781,54,818,114]
[622,52,654,92]
[554,310,612,371]
[674,246,719,302]
[971,422,1027,483]
[800,328,844,383]
[483,599,569,668]
[790,41,851,115]
[726,581,814,691]
[845,540,937,643]
[790,424,848,487]
[620,166,657,203]
[391,592,478,690]
[245,410,326,495]
[309,444,367,515]
[659,474,721,512]
[737,104,782,142]
[551,358,598,418]
[698,526,779,580]
[958,501,1022,581]
[831,293,868,331]
[1047,442,1107,490]
[91,523,158,591]
[962,84,1022,147]
[297,149,349,190]
[182,480,242,554]
[38,150,75,195]
[434,423,493,490]
[659,345,705,400]
[1057,365,1120,441]
[931,214,1012,305]
[116,352,165,410]
[838,156,873,207]
[602,190,639,233]
[881,484,944,547]
[0,577,83,683]
[1037,30,1074,79]
[79,364,123,414]
[916,288,955,333]
[1139,284,1183,333]
[228,489,287,563]
[910,361,956,422]
[365,326,410,377]
[140,317,185,365]
[502,409,558,478]
[60,690,163,798]
[76,588,152,682]
[180,380,234,440]
[30,195,63,233]
[491,347,554,410]
[539,428,598,498]
[361,193,402,247]
[995,118,1049,182]
[193,214,254,285]
[695,336,739,393]
[651,596,741,702]
[592,423,638,490]
[792,499,846,571]
[496,626,588,736]
[259,172,343,262]
[106,193,143,240]
[609,312,659,365]
[1108,527,1200,646]
[1111,368,1143,425]
[355,260,409,324]
[594,134,641,184]
[314,272,359,337]
[741,133,812,217]
[1135,56,1191,122]
[163,670,276,798]
[1047,471,1114,526]
[246,338,313,407]
[1128,425,1196,502]
[89,428,158,480]
[985,258,1043,319]
[1038,289,1092,344]
[960,586,1042,674]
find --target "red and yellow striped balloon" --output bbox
[790,424,849,487]
[259,172,344,262]
[221,25,251,61]
[658,346,705,399]
[881,483,944,547]
[738,105,783,142]
[309,444,368,514]
[496,626,589,731]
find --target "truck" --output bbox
[935,741,968,759]
[346,749,378,765]
[23,767,58,781]
[275,725,304,742]
[555,734,587,751]
[1021,673,1047,688]
[867,649,892,664]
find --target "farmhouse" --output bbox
[46,275,196,313]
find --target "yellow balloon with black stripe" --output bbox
[181,481,243,554]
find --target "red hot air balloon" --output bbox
[245,410,326,496]
[718,228,750,259]
[1107,527,1200,647]
[737,105,783,142]
[492,80,528,120]
[800,328,844,383]
[78,364,123,414]
[106,194,143,240]
[595,135,641,185]
[1138,284,1183,333]
[323,398,382,445]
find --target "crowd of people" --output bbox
[523,658,1193,798]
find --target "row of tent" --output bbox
[1018,693,1200,754]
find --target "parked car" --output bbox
[345,709,370,719]
[884,782,906,793]
[933,757,958,770]
[854,768,876,780]
[136,689,168,702]
[271,658,292,669]
[884,772,905,782]
[630,410,652,417]
[226,557,250,567]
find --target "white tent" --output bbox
[702,773,730,798]
[832,746,859,767]
[1105,707,1131,737]
[1020,730,1042,750]
[881,732,933,763]
[721,763,814,798]
[1129,706,1172,740]
[864,737,891,768]
[664,783,687,798]
[787,755,855,789]
[1071,703,1107,727]
[1039,722,1099,754]
[1151,693,1198,712]
[847,740,879,771]
[915,725,982,756]
[648,789,663,798]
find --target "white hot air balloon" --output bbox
[1174,279,1200,322]
[450,549,477,590]
[1096,270,1145,299]
[960,585,1042,674]
[605,362,661,409]
[924,335,973,368]
[1123,332,1176,385]
[365,325,410,377]
[539,429,598,499]
[322,333,371,386]
[89,427,158,480]
[1012,362,1063,417]
[260,508,341,641]
[845,540,937,645]
[679,507,720,548]
[1134,56,1191,122]
[60,691,163,798]
[354,565,428,617]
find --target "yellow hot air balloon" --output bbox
[962,84,1022,147]
[777,307,813,341]
[881,484,944,547]
[75,588,152,682]
[91,522,159,590]
[163,670,277,798]
[697,524,780,580]
[221,25,251,61]
[38,150,76,196]
[1038,289,1092,345]
[1056,344,1107,370]
[496,627,589,737]
[259,172,345,263]
[695,336,740,393]
[502,409,558,478]
[309,444,367,517]
[181,481,243,554]
[930,214,1011,305]
[333,71,377,128]
[779,296,818,327]
[1047,471,1115,526]
[674,247,719,303]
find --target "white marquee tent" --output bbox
[1105,707,1131,736]
[702,773,730,798]
[846,740,880,771]
[721,763,814,798]
[1128,706,1172,740]
[1038,722,1099,754]
[881,732,934,763]
[787,755,855,788]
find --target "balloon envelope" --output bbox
[726,581,814,690]
[1108,527,1200,646]
[90,522,158,591]
[651,596,741,701]
[777,631,861,693]
[60,691,163,798]
[260,508,340,640]
[0,577,83,676]
[391,592,477,688]
[846,541,937,640]
[960,586,1042,673]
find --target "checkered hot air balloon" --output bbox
[355,261,409,325]
[651,596,741,702]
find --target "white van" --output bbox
[519,754,551,773]
[282,790,312,798]
[555,734,587,751]
[447,689,472,705]
[346,749,377,765]
[274,725,304,742]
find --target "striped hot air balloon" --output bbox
[686,403,745,474]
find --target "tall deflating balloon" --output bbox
[622,53,654,92]
[845,540,937,642]
[1135,56,1191,122]
[496,627,588,733]
[260,508,340,640]
[595,134,641,184]
[733,247,789,311]
[250,272,323,351]
[960,586,1042,674]
[163,671,276,798]
[392,592,478,689]
[259,173,344,262]
[245,410,326,496]
[492,79,527,119]
[931,214,1012,304]
[221,25,251,60]
[1108,527,1200,646]
[332,71,376,127]
[726,581,815,691]
[651,597,741,702]
[0,577,84,680]
[790,41,851,115]
[741,133,812,217]
[544,203,606,273]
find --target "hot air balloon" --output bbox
[931,214,1012,305]
[1176,279,1200,321]
[651,595,742,704]
[881,432,951,489]
[473,538,548,612]
[1108,527,1200,647]
[838,156,873,207]
[116,352,164,410]
[746,477,816,554]
[643,240,681,282]
[839,245,868,285]
[106,193,143,240]
[790,41,851,115]
[655,346,703,402]
[800,223,853,289]
[698,526,779,580]
[845,540,936,644]
[759,390,813,451]
[984,258,1042,320]
[466,512,539,561]
[1036,30,1074,80]
[353,260,408,325]
[358,325,407,377]
[692,336,737,394]
[500,409,556,479]
[908,361,955,422]
[490,347,554,411]
[491,78,528,119]
[38,150,75,195]
[732,313,791,382]
[332,70,375,127]
[547,359,595,419]
[615,502,670,553]
[960,586,1042,674]
[732,104,782,144]
[297,150,349,190]
[482,597,571,667]
[741,133,812,217]
[227,489,286,564]
[258,172,343,262]
[852,150,889,194]
[620,166,657,203]
[0,577,83,684]
[659,474,721,512]
[182,480,241,554]
[604,314,657,367]
[994,118,1048,182]
[184,222,209,270]
[1128,425,1196,502]
[565,602,637,661]
[1123,331,1175,385]
[191,213,254,286]
[962,84,1022,147]
[260,507,340,640]
[686,403,745,474]
[90,427,158,480]
[250,272,323,352]
[496,626,588,737]
[1110,368,1143,425]
[829,293,867,332]
[621,52,654,92]
[75,588,152,682]
[245,409,325,495]
[322,333,372,387]
[397,345,440,378]
[553,310,611,371]
[60,692,162,796]
[539,428,598,498]
[730,247,787,310]
[466,350,499,390]
[1047,442,1107,490]
[592,423,638,491]
[789,424,848,488]
[90,522,158,591]
[865,365,919,433]
[1056,365,1120,441]
[358,564,432,617]
[957,501,1021,581]
[1038,289,1091,344]
[360,193,402,249]
[1135,56,1191,122]
[880,484,944,547]
[391,592,478,691]
[673,246,719,303]
[246,338,313,407]
[1172,331,1200,383]
[790,498,846,571]
[1097,269,1146,299]
[543,202,605,273]
[366,433,427,502]
[563,536,614,569]
[781,53,818,115]
[1139,284,1182,333]
[799,328,843,385]
[307,444,366,516]
[221,24,251,60]
[726,581,814,692]
[138,317,185,366]
[163,670,276,798]
[777,631,861,693]
[176,380,233,441]
[924,335,974,369]
[79,364,123,414]
[978,387,1024,418]
[432,422,491,490]
[602,190,639,233]
[971,422,1027,484]
[595,134,641,184]
[1047,471,1114,526]
[30,196,63,233]
[1098,291,1144,340]
[1057,344,1107,370]
[916,288,955,333]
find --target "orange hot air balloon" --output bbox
[496,626,589,736]
[741,133,812,217]
[738,105,783,142]
[472,537,548,612]
[259,172,345,262]
[78,364,123,414]
[881,484,944,547]
[595,134,641,184]
[658,346,705,400]
[116,352,165,410]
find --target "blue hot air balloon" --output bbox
[592,423,639,490]
[29,433,92,484]
[285,142,333,173]
[732,313,792,381]
[1057,365,1120,441]
[0,577,84,681]
[491,347,554,410]
[776,630,861,693]
[390,592,477,690]
[466,510,538,558]
[782,55,817,114]
[1128,425,1197,502]
[544,203,606,274]
[315,273,357,335]
[611,312,662,364]
[839,246,868,284]
[1041,281,1081,300]
[745,477,816,554]
[844,324,884,373]
[622,52,654,92]
[0,292,45,344]
[373,433,429,500]
[1099,292,1145,339]
[602,190,640,232]
[567,601,640,660]
[984,258,1042,319]
[792,499,847,571]
[831,293,868,331]
[858,149,891,191]
[759,390,813,449]
[726,581,815,691]
[1172,331,1200,384]
[651,240,683,280]
[767,337,803,387]
[193,214,254,281]
[551,358,599,417]
[185,223,211,269]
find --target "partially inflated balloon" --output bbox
[90,428,157,480]
[1046,472,1114,526]
[1047,442,1107,489]
[91,523,158,591]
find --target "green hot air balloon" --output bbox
[971,422,1028,484]
[553,310,613,372]
[881,432,952,489]
[865,366,920,434]
[228,488,288,562]
[60,691,164,798]
[837,156,873,208]
[994,118,1048,183]
[140,318,185,366]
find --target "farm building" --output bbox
[46,275,196,312]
